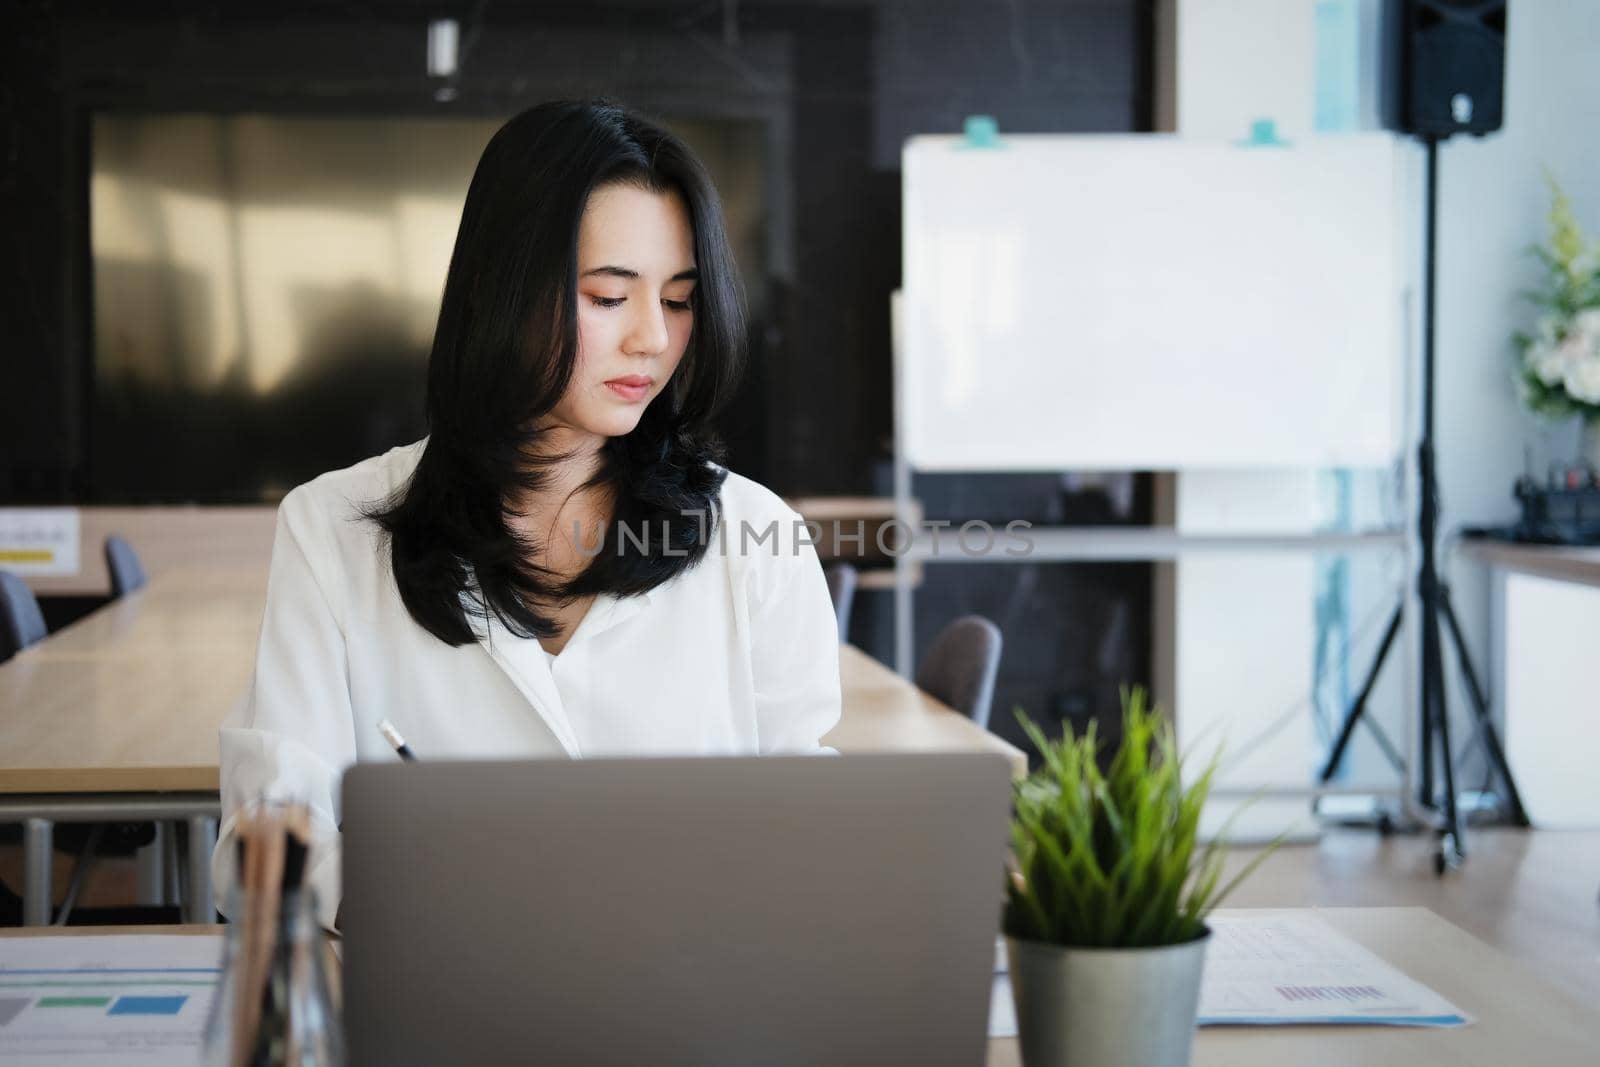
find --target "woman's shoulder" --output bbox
[712,467,809,553]
[708,467,822,589]
[281,439,427,526]
[272,440,427,572]
[713,467,801,526]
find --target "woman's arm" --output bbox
[213,486,357,929]
[746,519,843,752]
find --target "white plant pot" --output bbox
[1006,930,1209,1067]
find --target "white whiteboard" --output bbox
[900,133,1415,470]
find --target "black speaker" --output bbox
[1387,0,1507,137]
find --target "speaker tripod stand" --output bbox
[1315,135,1529,875]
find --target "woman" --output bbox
[215,100,841,927]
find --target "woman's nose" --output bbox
[623,301,670,356]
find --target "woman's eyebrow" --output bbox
[581,265,699,282]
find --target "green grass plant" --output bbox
[1003,688,1275,949]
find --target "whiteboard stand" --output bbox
[888,322,1416,807]
[890,132,1437,816]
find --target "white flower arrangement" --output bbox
[1526,308,1600,404]
[1515,179,1600,420]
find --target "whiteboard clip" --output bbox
[1237,118,1290,148]
[959,115,1003,150]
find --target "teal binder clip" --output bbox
[1237,118,1290,147]
[959,115,1003,149]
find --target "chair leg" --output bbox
[136,833,165,906]
[173,822,189,915]
[185,817,218,924]
[162,823,182,908]
[23,819,53,926]
[54,825,104,926]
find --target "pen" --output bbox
[378,719,418,762]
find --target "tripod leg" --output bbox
[1439,585,1532,826]
[1317,604,1404,784]
[1419,643,1436,812]
[1424,601,1464,873]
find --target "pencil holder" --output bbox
[203,888,344,1066]
[204,802,343,1065]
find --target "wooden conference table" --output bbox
[0,568,1024,926]
[3,908,1595,1065]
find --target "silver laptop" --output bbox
[341,753,1012,1066]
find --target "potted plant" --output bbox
[1003,689,1272,1067]
[1513,176,1600,467]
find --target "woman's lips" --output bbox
[605,375,653,402]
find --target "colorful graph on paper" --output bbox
[0,934,224,1065]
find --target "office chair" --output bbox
[824,562,858,643]
[915,615,1003,730]
[0,570,48,662]
[105,535,148,598]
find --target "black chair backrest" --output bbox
[824,562,858,643]
[0,571,47,663]
[105,535,148,598]
[914,615,1003,730]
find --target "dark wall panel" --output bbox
[1,6,71,498]
[2,0,1150,501]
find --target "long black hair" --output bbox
[369,100,744,646]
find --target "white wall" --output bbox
[1172,0,1364,840]
[1434,0,1600,765]
[1170,0,1600,829]
[1176,0,1317,140]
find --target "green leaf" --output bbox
[1008,692,1280,948]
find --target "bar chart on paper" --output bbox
[1198,915,1471,1026]
[989,914,1473,1038]
[0,935,223,1065]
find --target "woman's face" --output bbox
[544,182,698,445]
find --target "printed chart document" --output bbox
[0,935,223,1065]
[1198,914,1471,1026]
[989,914,1472,1038]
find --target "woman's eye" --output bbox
[587,294,692,311]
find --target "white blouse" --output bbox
[213,440,842,926]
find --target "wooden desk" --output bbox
[0,573,1016,790]
[6,908,1594,1065]
[0,570,263,924]
[828,645,1027,776]
[0,571,265,792]
[1458,539,1600,588]
[21,568,269,664]
[0,570,1021,924]
[989,907,1599,1067]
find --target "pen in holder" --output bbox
[203,804,344,1067]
